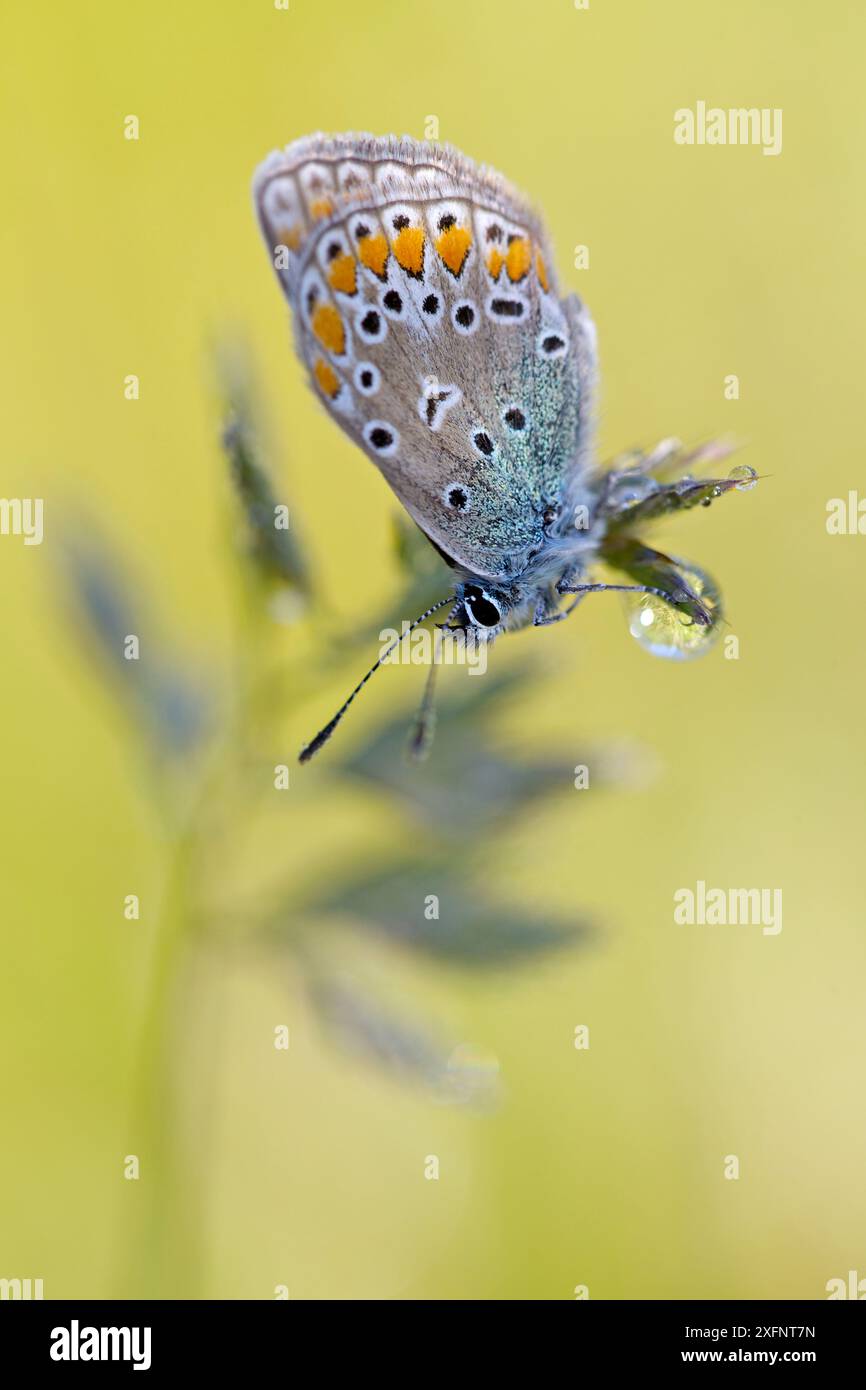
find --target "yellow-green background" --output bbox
[2,0,864,1299]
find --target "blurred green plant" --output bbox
[61,349,607,1296]
[63,342,750,1295]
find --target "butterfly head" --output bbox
[454,581,512,634]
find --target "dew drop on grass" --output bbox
[625,562,722,661]
[728,463,758,492]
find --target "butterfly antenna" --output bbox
[407,603,459,761]
[407,659,439,762]
[299,594,456,763]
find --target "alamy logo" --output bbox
[0,497,43,545]
[826,1270,866,1299]
[674,102,782,157]
[0,1276,43,1299]
[379,623,488,675]
[674,880,782,936]
[826,492,866,535]
[50,1321,152,1371]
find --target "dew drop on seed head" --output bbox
[727,463,758,492]
[624,562,722,661]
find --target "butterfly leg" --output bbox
[529,565,591,623]
[533,592,573,626]
[557,580,681,606]
[533,565,600,625]
[551,566,693,619]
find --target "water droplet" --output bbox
[606,472,659,510]
[625,562,722,661]
[728,463,758,492]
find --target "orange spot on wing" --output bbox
[311,303,346,355]
[392,226,425,277]
[436,224,472,276]
[487,248,505,280]
[313,358,341,399]
[277,224,302,251]
[506,237,532,282]
[357,232,389,279]
[327,253,357,295]
[536,249,550,292]
[309,197,333,220]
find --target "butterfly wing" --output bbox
[253,134,596,581]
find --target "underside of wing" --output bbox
[254,134,596,580]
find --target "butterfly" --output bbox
[253,134,752,760]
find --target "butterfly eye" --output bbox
[444,483,470,511]
[463,585,502,628]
